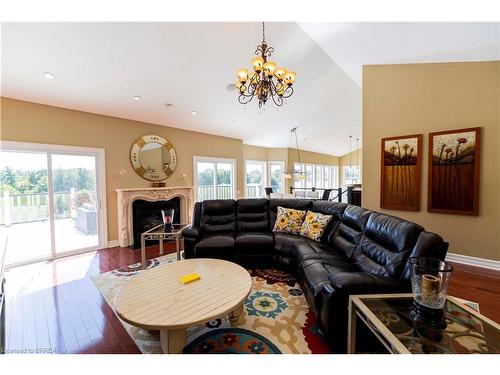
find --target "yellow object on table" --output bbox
[180,273,201,284]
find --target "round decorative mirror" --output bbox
[130,135,177,181]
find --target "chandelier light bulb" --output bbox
[284,71,297,86]
[262,61,277,78]
[237,69,249,83]
[252,57,264,72]
[275,68,287,81]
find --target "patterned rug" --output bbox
[91,254,332,354]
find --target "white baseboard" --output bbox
[107,240,119,248]
[446,252,500,271]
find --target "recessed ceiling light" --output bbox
[133,96,141,101]
[43,72,55,79]
[226,84,237,92]
[230,120,236,124]
[191,111,197,115]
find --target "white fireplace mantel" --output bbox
[116,186,194,248]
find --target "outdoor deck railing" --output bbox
[197,185,233,201]
[0,190,96,225]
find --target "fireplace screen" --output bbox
[131,197,180,249]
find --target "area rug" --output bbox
[91,254,332,354]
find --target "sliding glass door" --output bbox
[51,154,99,254]
[0,150,52,263]
[0,142,106,266]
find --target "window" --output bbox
[343,165,360,185]
[245,160,266,198]
[193,157,236,201]
[293,163,339,190]
[244,160,285,197]
[268,161,285,193]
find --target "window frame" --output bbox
[293,162,339,190]
[193,156,237,201]
[244,159,267,198]
[267,160,285,194]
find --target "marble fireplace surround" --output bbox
[116,187,194,248]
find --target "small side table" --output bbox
[348,293,500,354]
[140,224,189,269]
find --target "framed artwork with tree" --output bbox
[428,127,481,216]
[380,134,423,211]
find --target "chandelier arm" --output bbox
[238,93,255,105]
[281,86,294,98]
[270,92,284,106]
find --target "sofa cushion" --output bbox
[293,242,347,266]
[194,235,235,257]
[200,200,236,235]
[269,199,313,230]
[311,201,348,243]
[237,198,269,233]
[352,212,423,278]
[235,232,274,253]
[273,206,306,235]
[328,271,408,295]
[329,205,372,259]
[273,232,310,256]
[300,211,333,242]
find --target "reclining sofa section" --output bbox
[182,198,448,352]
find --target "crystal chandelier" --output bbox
[236,22,296,108]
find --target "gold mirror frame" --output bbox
[130,135,177,181]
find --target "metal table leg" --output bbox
[141,235,146,270]
[347,297,357,354]
[176,235,181,261]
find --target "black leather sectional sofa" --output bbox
[182,198,448,352]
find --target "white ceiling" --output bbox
[2,22,498,156]
[299,22,500,86]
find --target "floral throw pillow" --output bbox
[272,206,307,235]
[300,211,333,242]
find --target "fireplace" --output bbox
[131,197,181,249]
[116,187,194,248]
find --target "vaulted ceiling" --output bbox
[2,22,498,156]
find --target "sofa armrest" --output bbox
[181,226,201,259]
[181,226,201,239]
[328,272,409,295]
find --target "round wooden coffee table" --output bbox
[114,258,252,354]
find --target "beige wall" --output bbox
[339,148,362,185]
[1,97,340,243]
[242,144,269,161]
[0,97,245,242]
[363,61,500,261]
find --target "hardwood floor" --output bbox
[4,243,178,354]
[3,244,500,354]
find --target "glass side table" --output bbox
[348,293,500,354]
[140,224,189,269]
